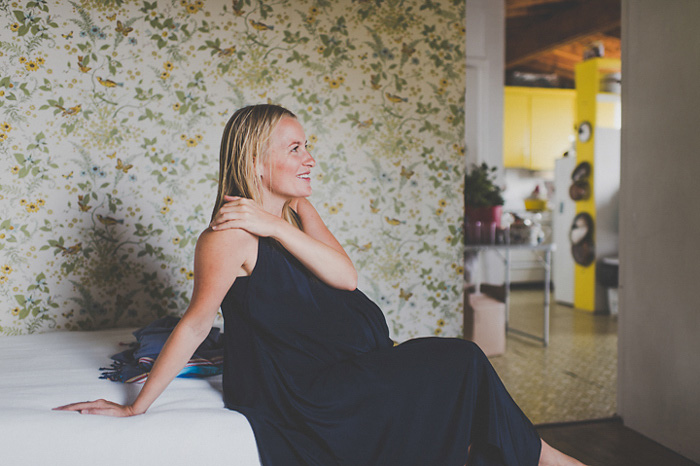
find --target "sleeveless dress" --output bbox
[221,237,541,466]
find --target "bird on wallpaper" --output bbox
[77,56,91,73]
[217,46,236,57]
[399,288,413,301]
[384,216,405,226]
[357,118,374,129]
[249,19,274,31]
[58,242,82,256]
[385,92,407,103]
[56,104,81,117]
[358,242,372,251]
[97,214,124,226]
[97,76,123,88]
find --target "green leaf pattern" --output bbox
[0,0,465,340]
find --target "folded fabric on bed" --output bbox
[100,316,223,383]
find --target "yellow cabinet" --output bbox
[503,87,576,170]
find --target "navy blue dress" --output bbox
[221,237,541,466]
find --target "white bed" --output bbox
[0,328,261,466]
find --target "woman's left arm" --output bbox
[211,196,357,290]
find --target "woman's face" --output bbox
[259,116,315,201]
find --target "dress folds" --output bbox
[221,237,541,466]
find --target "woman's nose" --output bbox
[304,151,316,167]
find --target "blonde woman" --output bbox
[57,104,585,466]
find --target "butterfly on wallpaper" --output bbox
[115,20,133,37]
[400,166,415,179]
[399,288,413,301]
[62,171,74,180]
[106,152,116,159]
[77,195,91,212]
[62,31,73,39]
[115,159,133,173]
[77,56,91,73]
[106,14,117,21]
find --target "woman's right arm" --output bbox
[54,228,257,416]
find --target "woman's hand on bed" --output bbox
[53,399,140,417]
[210,195,284,237]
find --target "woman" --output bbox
[56,104,585,466]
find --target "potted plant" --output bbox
[464,163,504,244]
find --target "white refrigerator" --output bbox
[552,156,577,305]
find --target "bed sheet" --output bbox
[0,328,261,466]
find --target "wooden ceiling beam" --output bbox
[506,0,621,68]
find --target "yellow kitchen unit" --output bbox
[503,87,576,171]
[573,57,621,312]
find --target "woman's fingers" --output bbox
[53,399,135,417]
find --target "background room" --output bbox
[466,0,621,425]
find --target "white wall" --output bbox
[618,1,700,461]
[465,0,506,284]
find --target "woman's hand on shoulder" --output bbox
[53,399,140,417]
[210,195,283,238]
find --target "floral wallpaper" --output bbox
[0,0,465,340]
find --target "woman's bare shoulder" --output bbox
[196,227,258,271]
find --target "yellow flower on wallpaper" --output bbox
[10,23,20,32]
[2,265,12,275]
[160,71,170,80]
[0,134,8,143]
[163,61,174,71]
[25,61,39,72]
[186,138,197,147]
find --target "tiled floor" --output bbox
[488,289,618,425]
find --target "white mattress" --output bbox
[0,328,261,466]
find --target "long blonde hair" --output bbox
[211,104,302,229]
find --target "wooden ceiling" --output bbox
[506,0,621,88]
